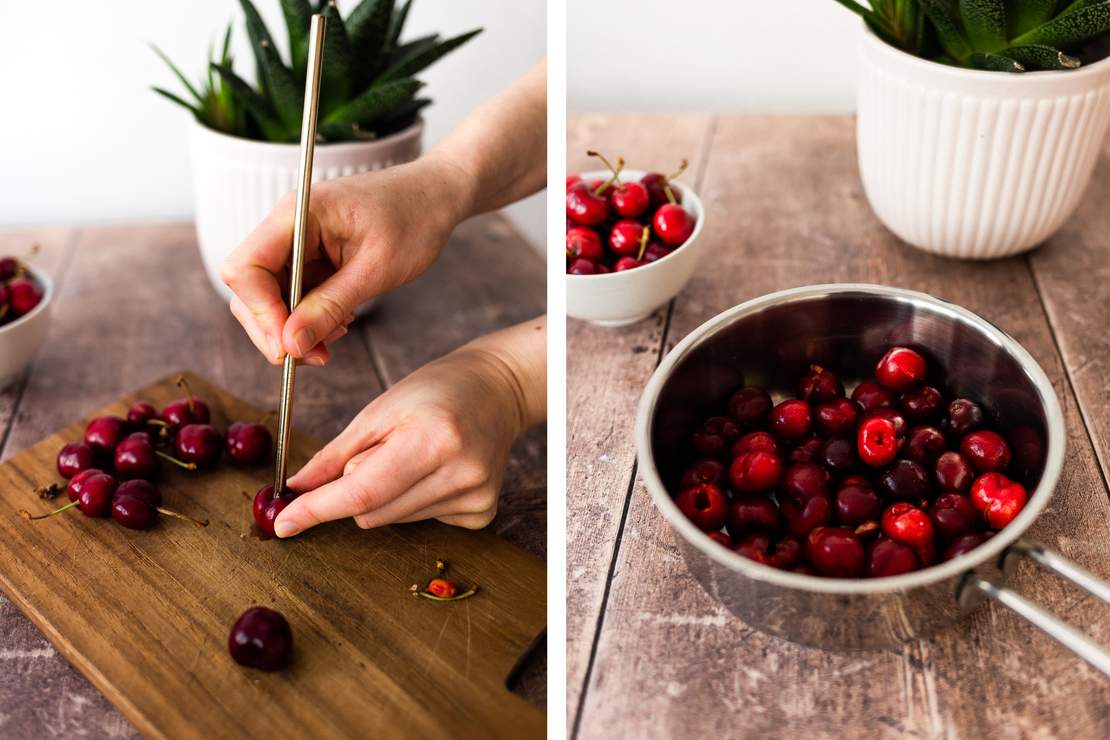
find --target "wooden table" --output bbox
[567,114,1110,739]
[0,214,546,738]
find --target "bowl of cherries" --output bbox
[0,254,52,390]
[566,152,705,327]
[633,284,1096,654]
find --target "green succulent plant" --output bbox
[834,0,1110,71]
[153,0,482,142]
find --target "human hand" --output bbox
[273,316,546,537]
[221,154,474,366]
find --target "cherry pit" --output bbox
[671,346,1033,578]
[566,152,696,275]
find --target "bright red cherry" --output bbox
[652,204,695,246]
[806,527,865,577]
[84,416,127,456]
[768,400,812,443]
[731,431,780,458]
[56,443,98,479]
[565,182,609,226]
[565,174,582,191]
[781,494,832,538]
[881,503,934,547]
[7,278,43,316]
[857,416,899,467]
[969,473,1028,528]
[728,451,783,492]
[566,227,603,262]
[960,430,1011,473]
[875,347,927,392]
[609,181,650,218]
[613,256,646,272]
[609,220,647,256]
[814,397,860,436]
[674,483,728,531]
[705,531,732,548]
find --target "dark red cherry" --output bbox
[114,432,162,480]
[228,606,293,671]
[814,397,860,436]
[613,256,646,272]
[943,532,992,561]
[731,431,780,458]
[728,451,783,492]
[66,468,104,502]
[641,171,685,208]
[928,493,978,542]
[798,365,843,403]
[692,416,740,457]
[253,484,299,538]
[900,386,944,423]
[160,379,211,431]
[84,416,127,455]
[175,424,223,468]
[852,380,896,411]
[934,451,974,492]
[835,475,882,525]
[725,495,783,540]
[126,401,158,428]
[728,387,772,428]
[114,479,162,507]
[806,527,865,577]
[876,459,930,501]
[781,494,832,538]
[867,538,920,577]
[642,241,674,263]
[734,533,771,565]
[960,430,1011,473]
[78,473,119,517]
[819,433,857,473]
[943,398,984,439]
[679,458,725,489]
[227,422,273,465]
[705,531,732,548]
[767,536,804,570]
[57,443,98,479]
[903,425,946,464]
[768,400,812,443]
[790,438,823,465]
[111,495,159,530]
[7,278,43,316]
[875,347,927,392]
[567,258,601,275]
[675,483,728,531]
[780,463,829,501]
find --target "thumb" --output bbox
[282,267,369,358]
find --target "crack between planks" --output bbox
[0,229,83,462]
[356,318,391,391]
[572,114,721,739]
[1024,254,1110,499]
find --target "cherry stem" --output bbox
[666,159,689,181]
[156,450,197,471]
[175,375,196,415]
[156,506,209,528]
[414,586,478,602]
[146,419,169,428]
[663,183,678,205]
[20,500,78,520]
[586,150,623,182]
[636,226,650,261]
[0,306,8,321]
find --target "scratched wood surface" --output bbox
[0,215,546,738]
[567,114,1110,739]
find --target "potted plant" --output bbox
[833,1,1110,259]
[153,0,481,299]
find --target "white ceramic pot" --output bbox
[0,265,53,391]
[857,28,1110,259]
[189,120,423,301]
[566,170,706,327]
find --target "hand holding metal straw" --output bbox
[273,13,326,496]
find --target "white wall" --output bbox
[0,1,546,248]
[568,0,860,114]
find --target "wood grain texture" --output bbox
[0,217,547,736]
[564,114,716,721]
[0,373,545,740]
[568,115,1110,739]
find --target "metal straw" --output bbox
[274,13,326,495]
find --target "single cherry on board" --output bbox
[228,606,293,671]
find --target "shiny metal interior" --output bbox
[636,284,1066,649]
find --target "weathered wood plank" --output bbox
[1028,139,1110,487]
[565,113,716,721]
[575,116,1110,739]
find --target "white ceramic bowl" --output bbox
[857,27,1110,259]
[566,169,706,327]
[0,265,54,390]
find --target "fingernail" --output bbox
[292,327,316,356]
[268,335,284,362]
[274,518,300,538]
[304,354,326,367]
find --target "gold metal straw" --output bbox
[274,13,327,495]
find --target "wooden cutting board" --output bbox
[0,372,545,739]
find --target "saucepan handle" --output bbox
[960,538,1110,677]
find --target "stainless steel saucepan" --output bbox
[635,284,1110,674]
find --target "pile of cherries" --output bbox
[0,254,45,327]
[566,151,697,274]
[672,347,1033,578]
[24,377,273,532]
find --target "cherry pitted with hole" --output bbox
[666,344,1030,578]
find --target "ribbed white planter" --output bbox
[857,28,1110,259]
[190,120,423,301]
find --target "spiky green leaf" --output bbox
[1013,1,1110,47]
[319,77,422,136]
[387,0,413,51]
[152,86,201,117]
[1061,0,1104,16]
[377,29,483,83]
[999,44,1081,68]
[388,33,438,66]
[969,50,1025,70]
[920,0,975,60]
[150,44,203,104]
[1006,0,1057,37]
[348,0,395,84]
[281,0,313,73]
[211,63,290,141]
[239,0,305,129]
[960,0,1006,51]
[320,2,353,117]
